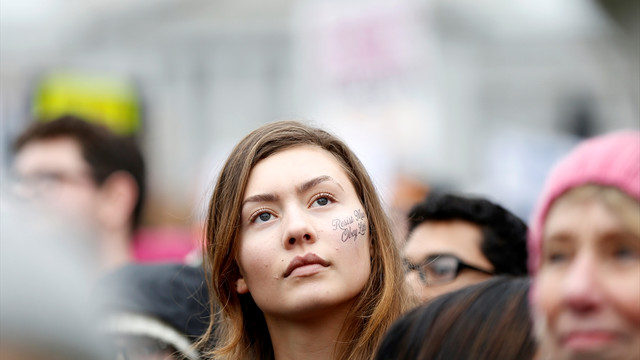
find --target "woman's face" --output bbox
[235,145,371,320]
[534,195,640,360]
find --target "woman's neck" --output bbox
[264,303,354,360]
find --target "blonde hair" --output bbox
[198,121,413,360]
[546,184,640,239]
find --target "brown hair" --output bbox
[545,184,640,240]
[375,276,535,360]
[199,120,412,359]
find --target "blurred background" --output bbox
[1,0,638,246]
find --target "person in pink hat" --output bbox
[528,130,640,360]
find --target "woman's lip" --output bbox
[561,330,619,351]
[287,263,327,278]
[283,253,330,278]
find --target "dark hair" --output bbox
[12,115,146,228]
[375,276,535,360]
[407,192,528,275]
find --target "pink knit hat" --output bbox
[527,131,640,276]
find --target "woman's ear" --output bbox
[236,277,249,294]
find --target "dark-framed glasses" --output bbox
[404,254,494,286]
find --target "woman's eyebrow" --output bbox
[242,176,345,208]
[297,175,344,194]
[543,233,573,245]
[242,193,279,208]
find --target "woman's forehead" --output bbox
[543,196,630,244]
[246,145,354,191]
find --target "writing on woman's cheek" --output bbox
[332,209,367,242]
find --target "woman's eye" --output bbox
[251,211,273,224]
[545,252,569,264]
[614,247,640,261]
[315,197,329,206]
[311,194,334,207]
[259,213,271,222]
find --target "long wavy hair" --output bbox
[198,120,412,360]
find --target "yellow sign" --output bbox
[32,71,142,135]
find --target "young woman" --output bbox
[528,131,640,360]
[199,121,413,360]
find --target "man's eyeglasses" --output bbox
[11,170,95,197]
[404,254,494,286]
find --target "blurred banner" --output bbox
[31,71,142,135]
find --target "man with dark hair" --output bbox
[403,192,527,302]
[12,115,146,271]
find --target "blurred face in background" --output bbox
[13,137,100,224]
[534,187,640,360]
[403,220,494,302]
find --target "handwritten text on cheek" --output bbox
[332,209,367,242]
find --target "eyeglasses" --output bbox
[12,170,95,197]
[404,254,494,286]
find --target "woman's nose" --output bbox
[562,252,604,313]
[282,206,316,248]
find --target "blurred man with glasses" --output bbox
[11,115,146,272]
[403,192,528,302]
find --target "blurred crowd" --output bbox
[1,0,639,359]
